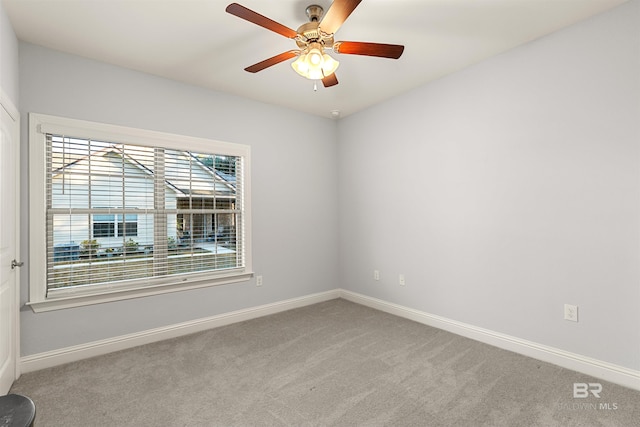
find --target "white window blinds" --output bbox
[45,133,246,297]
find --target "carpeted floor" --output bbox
[10,299,640,426]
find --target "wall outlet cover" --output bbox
[564,304,578,322]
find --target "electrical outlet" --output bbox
[256,275,263,287]
[374,270,380,281]
[564,304,578,322]
[399,274,405,286]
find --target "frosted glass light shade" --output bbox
[291,46,339,80]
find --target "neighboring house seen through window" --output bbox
[28,114,252,312]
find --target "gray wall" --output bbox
[337,0,640,370]
[12,0,640,375]
[1,0,19,104]
[19,43,339,355]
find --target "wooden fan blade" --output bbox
[226,3,298,39]
[333,41,404,59]
[322,73,339,88]
[319,0,362,35]
[245,51,298,73]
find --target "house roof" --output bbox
[52,143,237,199]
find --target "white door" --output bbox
[0,93,20,394]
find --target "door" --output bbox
[0,93,20,394]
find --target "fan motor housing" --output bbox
[296,22,335,48]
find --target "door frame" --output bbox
[0,87,21,391]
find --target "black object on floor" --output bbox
[0,394,36,427]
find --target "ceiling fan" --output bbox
[225,0,404,88]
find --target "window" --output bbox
[92,215,115,237]
[92,213,138,238]
[29,114,252,312]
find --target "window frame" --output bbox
[28,113,253,312]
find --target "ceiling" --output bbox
[3,0,627,119]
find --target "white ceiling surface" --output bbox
[3,0,627,118]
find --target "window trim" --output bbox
[28,113,253,312]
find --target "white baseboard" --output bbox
[338,289,640,391]
[20,289,341,374]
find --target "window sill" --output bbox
[26,272,254,313]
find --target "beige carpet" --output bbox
[10,299,640,426]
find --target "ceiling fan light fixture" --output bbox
[291,45,340,81]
